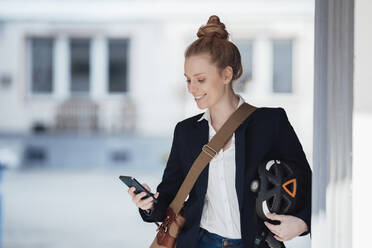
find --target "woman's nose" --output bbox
[188,81,198,94]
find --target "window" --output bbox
[272,40,293,93]
[30,38,54,93]
[234,40,253,92]
[70,39,90,94]
[108,39,129,93]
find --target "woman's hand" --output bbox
[264,213,308,242]
[128,183,159,211]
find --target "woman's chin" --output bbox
[195,103,208,110]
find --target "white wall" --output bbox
[353,0,372,247]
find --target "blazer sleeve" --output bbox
[273,108,312,237]
[139,122,184,222]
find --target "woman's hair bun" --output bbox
[197,15,229,40]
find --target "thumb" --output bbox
[154,192,159,199]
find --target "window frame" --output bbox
[69,37,92,97]
[271,38,296,94]
[26,36,56,98]
[106,38,130,95]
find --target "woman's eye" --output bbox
[185,79,204,84]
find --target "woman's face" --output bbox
[184,53,230,110]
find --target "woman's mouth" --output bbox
[195,93,207,101]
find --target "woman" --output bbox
[128,15,311,248]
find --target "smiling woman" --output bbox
[183,16,243,130]
[184,16,243,121]
[129,15,312,248]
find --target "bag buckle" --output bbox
[202,144,217,159]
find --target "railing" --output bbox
[55,97,136,134]
[55,98,99,133]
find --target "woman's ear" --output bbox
[223,66,233,85]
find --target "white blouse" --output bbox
[198,95,245,239]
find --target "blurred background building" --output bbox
[0,0,314,168]
[0,0,317,247]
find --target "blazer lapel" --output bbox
[235,121,248,212]
[192,119,210,197]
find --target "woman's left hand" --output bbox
[264,213,308,242]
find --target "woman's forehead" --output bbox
[184,72,206,77]
[184,55,217,76]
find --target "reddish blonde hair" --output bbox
[185,15,243,82]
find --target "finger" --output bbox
[141,201,154,211]
[274,235,285,242]
[266,213,284,221]
[264,222,281,236]
[138,196,154,208]
[142,183,151,192]
[264,221,279,231]
[154,192,159,199]
[133,192,147,203]
[142,196,154,205]
[270,229,282,238]
[128,187,136,197]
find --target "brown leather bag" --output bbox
[150,208,186,248]
[149,103,257,248]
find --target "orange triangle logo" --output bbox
[282,178,297,198]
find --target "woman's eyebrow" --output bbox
[184,73,205,77]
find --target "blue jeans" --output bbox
[198,227,243,248]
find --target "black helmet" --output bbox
[251,159,306,221]
[251,159,307,248]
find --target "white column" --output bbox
[313,0,353,247]
[54,35,69,99]
[251,36,272,98]
[90,36,107,99]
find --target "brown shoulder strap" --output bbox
[169,103,257,215]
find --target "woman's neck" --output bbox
[209,91,240,130]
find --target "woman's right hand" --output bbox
[128,183,159,211]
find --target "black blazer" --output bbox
[139,107,312,248]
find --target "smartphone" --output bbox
[119,175,158,204]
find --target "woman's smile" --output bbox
[195,93,207,101]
